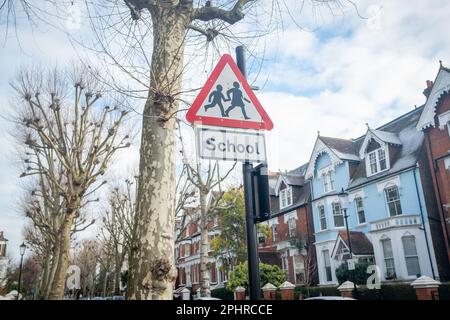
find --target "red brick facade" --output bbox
[421,90,450,280]
[259,203,318,285]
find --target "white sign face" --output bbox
[196,126,267,163]
[195,64,263,122]
[347,259,356,271]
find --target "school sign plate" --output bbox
[196,126,267,163]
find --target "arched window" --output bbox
[384,185,402,216]
[402,235,421,276]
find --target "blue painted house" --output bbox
[305,107,441,285]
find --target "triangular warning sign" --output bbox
[186,54,273,131]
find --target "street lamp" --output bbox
[17,242,27,300]
[338,189,357,293]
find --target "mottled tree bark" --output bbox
[48,212,76,299]
[126,9,189,300]
[199,191,211,297]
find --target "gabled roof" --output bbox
[319,136,359,161]
[369,129,402,146]
[358,128,402,159]
[269,164,311,214]
[305,136,358,179]
[290,163,309,176]
[348,106,424,189]
[417,65,450,130]
[332,231,374,257]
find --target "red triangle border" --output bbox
[186,54,273,131]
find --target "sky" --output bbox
[1,0,450,261]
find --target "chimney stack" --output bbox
[423,80,434,98]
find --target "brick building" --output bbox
[174,193,225,296]
[258,167,318,285]
[416,63,450,279]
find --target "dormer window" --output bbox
[367,147,388,176]
[279,185,293,209]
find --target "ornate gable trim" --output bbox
[417,68,450,130]
[305,138,343,179]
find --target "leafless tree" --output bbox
[73,239,100,299]
[11,66,131,299]
[99,179,136,295]
[179,127,236,297]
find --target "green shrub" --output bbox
[294,285,339,299]
[380,283,416,300]
[335,261,370,285]
[211,287,234,300]
[226,261,286,292]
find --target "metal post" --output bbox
[237,45,260,300]
[344,210,357,293]
[17,253,24,300]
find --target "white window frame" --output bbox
[381,238,396,279]
[272,224,278,242]
[355,197,366,224]
[322,249,333,282]
[185,243,190,257]
[384,185,402,217]
[318,205,327,231]
[402,235,421,277]
[437,110,450,136]
[322,171,335,193]
[332,202,344,228]
[288,217,297,238]
[366,146,390,177]
[280,187,293,210]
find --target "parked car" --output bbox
[112,295,125,300]
[194,297,221,300]
[305,296,355,300]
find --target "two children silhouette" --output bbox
[204,82,251,120]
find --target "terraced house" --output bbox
[305,89,450,285]
[258,167,318,286]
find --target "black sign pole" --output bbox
[236,45,261,300]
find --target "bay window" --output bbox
[402,235,421,276]
[381,238,396,279]
[322,250,332,282]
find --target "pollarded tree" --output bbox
[12,67,131,299]
[100,179,136,295]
